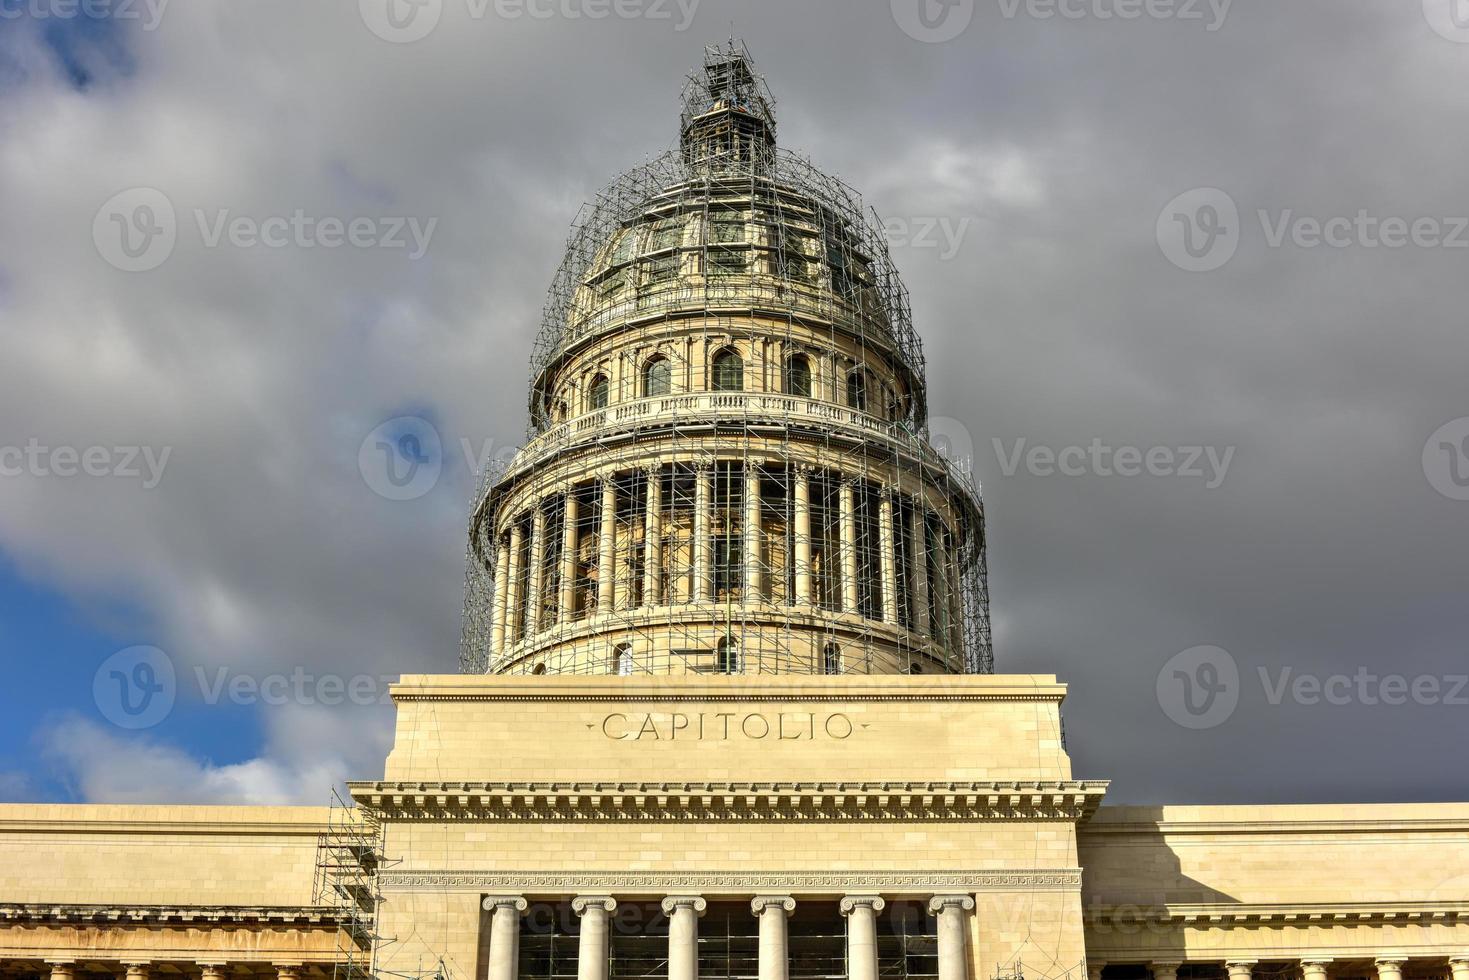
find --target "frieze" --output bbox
[377,869,1084,893]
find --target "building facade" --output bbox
[2,41,1466,980]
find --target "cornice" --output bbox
[347,780,1108,822]
[378,868,1083,893]
[0,905,342,927]
[1084,902,1469,928]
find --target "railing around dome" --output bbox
[497,391,983,505]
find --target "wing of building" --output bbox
[3,39,1465,980]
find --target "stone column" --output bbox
[46,961,76,980]
[560,490,580,621]
[839,478,859,615]
[483,896,529,980]
[1300,961,1332,980]
[840,896,885,980]
[793,465,812,605]
[929,895,974,980]
[197,966,227,980]
[1226,961,1257,980]
[751,896,796,980]
[878,489,898,623]
[490,532,511,655]
[526,505,547,635]
[597,477,617,615]
[274,967,302,980]
[694,463,713,602]
[910,504,930,633]
[1449,957,1469,980]
[644,465,662,606]
[1086,963,1105,980]
[505,522,526,643]
[1374,960,1407,980]
[744,462,763,601]
[573,896,617,980]
[662,896,708,980]
[1151,962,1182,980]
[123,964,151,980]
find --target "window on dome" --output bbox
[707,249,746,276]
[714,637,741,674]
[648,218,682,252]
[610,229,638,267]
[643,255,678,284]
[710,216,745,243]
[822,643,842,676]
[846,369,868,412]
[783,354,812,397]
[711,348,744,391]
[588,374,609,411]
[615,644,634,676]
[643,357,672,397]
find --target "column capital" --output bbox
[642,462,663,477]
[750,895,796,916]
[928,894,975,914]
[840,895,886,915]
[483,895,529,913]
[744,459,764,474]
[44,962,78,968]
[1449,957,1469,966]
[572,896,617,915]
[1374,960,1409,970]
[1300,960,1334,968]
[793,462,815,476]
[1225,962,1258,969]
[1151,963,1183,972]
[661,895,708,916]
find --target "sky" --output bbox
[0,0,1466,807]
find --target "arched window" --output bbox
[846,370,868,412]
[822,643,841,676]
[714,637,741,674]
[588,374,609,411]
[615,644,634,676]
[711,348,744,392]
[784,354,812,397]
[532,663,548,675]
[907,663,923,675]
[643,357,672,398]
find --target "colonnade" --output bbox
[488,462,965,658]
[482,893,975,980]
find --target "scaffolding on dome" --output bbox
[460,41,991,679]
